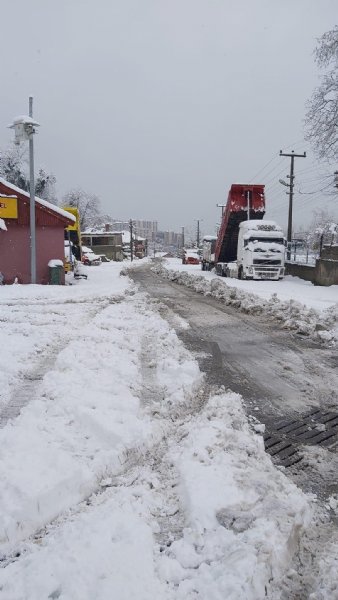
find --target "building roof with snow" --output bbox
[0,178,75,223]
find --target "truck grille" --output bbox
[253,259,281,265]
[253,265,283,280]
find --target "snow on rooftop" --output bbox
[0,178,75,223]
[240,220,282,232]
[9,115,40,127]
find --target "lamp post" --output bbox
[8,97,40,283]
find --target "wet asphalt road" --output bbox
[131,264,338,500]
[131,264,338,419]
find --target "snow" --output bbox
[120,229,145,243]
[48,259,64,267]
[0,217,7,231]
[0,260,336,598]
[10,115,40,126]
[246,241,284,252]
[157,258,338,344]
[202,235,217,241]
[241,219,283,233]
[0,177,76,222]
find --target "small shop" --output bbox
[0,178,75,284]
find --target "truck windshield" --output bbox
[244,237,285,246]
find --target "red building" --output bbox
[0,178,75,284]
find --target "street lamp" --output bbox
[279,179,290,188]
[8,98,40,283]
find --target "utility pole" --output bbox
[279,150,306,260]
[129,219,134,262]
[196,219,202,247]
[246,190,251,221]
[29,97,36,284]
[181,226,185,248]
[216,203,226,217]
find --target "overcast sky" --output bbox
[1,0,337,236]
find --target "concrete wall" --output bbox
[285,262,315,282]
[321,244,338,260]
[285,258,338,286]
[313,259,338,286]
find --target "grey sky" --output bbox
[1,0,337,236]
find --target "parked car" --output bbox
[81,246,102,266]
[182,250,200,265]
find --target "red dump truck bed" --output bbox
[215,184,266,263]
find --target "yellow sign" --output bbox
[0,196,18,219]
[63,207,80,232]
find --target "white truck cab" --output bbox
[236,220,285,280]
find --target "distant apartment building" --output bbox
[111,220,129,232]
[157,231,183,248]
[133,220,158,241]
[111,220,158,242]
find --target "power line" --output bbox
[249,139,309,182]
[297,180,334,195]
[249,153,279,182]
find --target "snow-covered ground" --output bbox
[0,261,336,598]
[156,258,338,345]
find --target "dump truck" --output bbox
[201,184,285,280]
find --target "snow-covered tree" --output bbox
[0,145,57,204]
[63,188,101,230]
[305,26,338,160]
[35,168,57,204]
[305,209,338,250]
[0,144,29,190]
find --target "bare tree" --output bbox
[63,188,101,230]
[305,26,338,160]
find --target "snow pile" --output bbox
[0,388,312,600]
[309,540,338,599]
[157,391,311,598]
[0,486,169,600]
[0,270,201,554]
[152,263,338,344]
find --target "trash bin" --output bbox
[48,260,64,285]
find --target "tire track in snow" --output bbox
[0,295,122,428]
[0,317,206,571]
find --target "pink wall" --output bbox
[0,222,65,284]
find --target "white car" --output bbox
[81,246,102,266]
